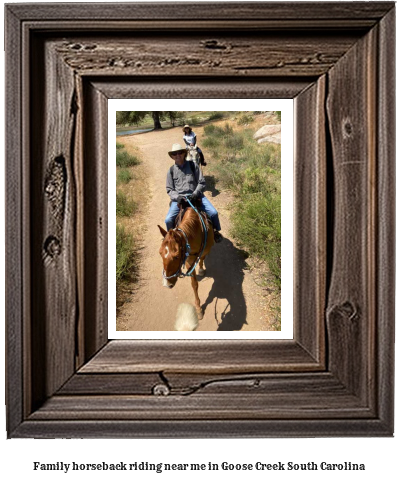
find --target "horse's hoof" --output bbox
[197,268,205,277]
[197,310,204,320]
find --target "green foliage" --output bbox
[208,112,224,121]
[224,132,244,150]
[203,124,281,288]
[203,124,225,137]
[237,113,254,125]
[275,111,281,121]
[231,192,281,288]
[117,168,133,185]
[116,190,137,217]
[116,223,136,283]
[116,111,147,126]
[165,111,184,127]
[116,148,141,168]
[202,135,219,149]
[186,115,200,126]
[116,111,169,129]
[116,142,124,149]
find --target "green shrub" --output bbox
[223,123,234,135]
[202,135,219,149]
[117,168,133,185]
[208,112,224,121]
[204,124,225,137]
[116,149,141,168]
[231,192,281,287]
[116,190,137,217]
[224,132,244,150]
[116,141,124,149]
[203,123,281,288]
[186,116,200,126]
[237,113,254,125]
[203,124,216,136]
[116,223,136,282]
[275,111,281,122]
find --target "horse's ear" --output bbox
[158,225,167,237]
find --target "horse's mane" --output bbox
[179,208,201,240]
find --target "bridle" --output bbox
[162,197,208,280]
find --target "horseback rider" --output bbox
[182,124,206,166]
[165,143,222,243]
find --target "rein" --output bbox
[163,198,208,280]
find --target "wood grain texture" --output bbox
[294,76,326,364]
[376,7,395,432]
[60,371,358,397]
[7,2,394,22]
[5,5,24,436]
[30,37,78,406]
[82,81,109,361]
[29,394,371,421]
[326,27,376,405]
[79,340,320,374]
[13,418,391,439]
[53,33,360,78]
[91,78,312,100]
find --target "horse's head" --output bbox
[158,225,183,288]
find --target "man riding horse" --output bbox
[164,143,223,243]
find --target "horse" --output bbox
[186,144,206,174]
[158,203,215,320]
[186,144,200,165]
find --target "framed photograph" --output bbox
[109,100,293,339]
[5,2,395,438]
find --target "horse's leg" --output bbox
[190,271,203,320]
[197,255,206,277]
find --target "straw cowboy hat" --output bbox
[182,124,192,132]
[168,143,187,159]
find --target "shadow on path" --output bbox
[204,175,220,197]
[200,237,249,331]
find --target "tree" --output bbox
[165,111,183,127]
[116,111,183,129]
[151,111,163,129]
[116,111,147,126]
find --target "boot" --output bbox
[214,230,223,243]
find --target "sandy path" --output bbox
[117,127,273,332]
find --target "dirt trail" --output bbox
[117,127,273,332]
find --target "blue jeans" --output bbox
[165,197,221,232]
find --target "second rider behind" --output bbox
[182,124,206,166]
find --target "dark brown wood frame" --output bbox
[5,2,395,438]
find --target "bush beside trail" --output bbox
[203,123,281,293]
[116,141,141,300]
[116,142,141,167]
[116,223,137,283]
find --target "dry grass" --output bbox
[116,136,150,308]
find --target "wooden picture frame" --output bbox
[5,2,395,438]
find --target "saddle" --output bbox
[174,200,212,231]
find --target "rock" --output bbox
[254,124,281,144]
[257,133,281,145]
[253,124,281,140]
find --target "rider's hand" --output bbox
[177,195,186,205]
[188,192,199,202]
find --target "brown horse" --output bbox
[158,206,214,320]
